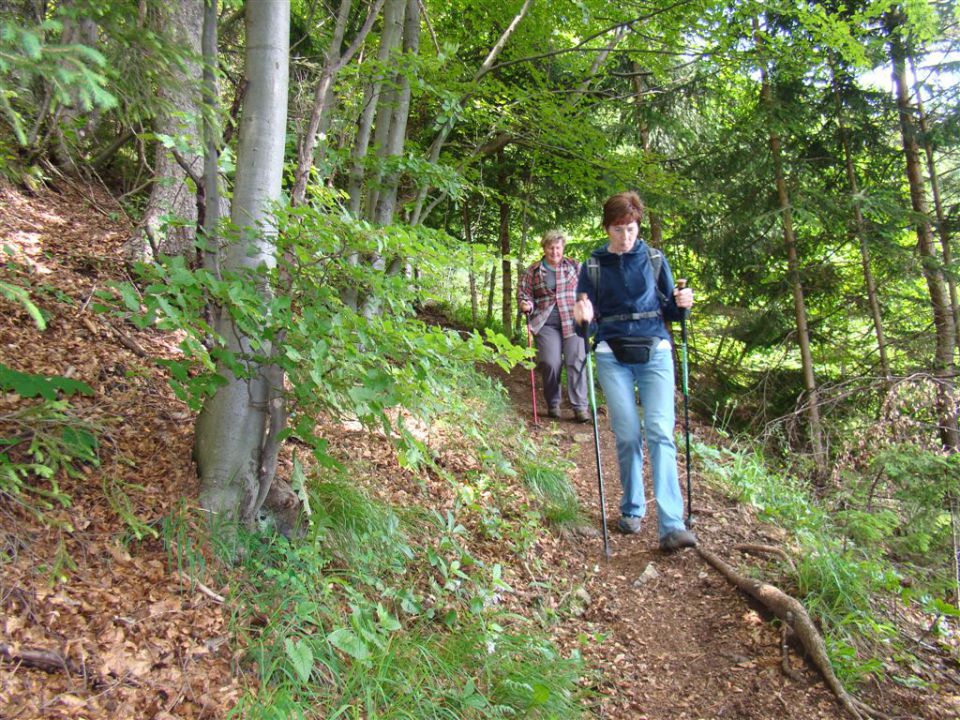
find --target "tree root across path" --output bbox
[697,546,887,720]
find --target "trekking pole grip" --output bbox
[676,278,690,324]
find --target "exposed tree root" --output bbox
[697,546,887,720]
[734,542,797,573]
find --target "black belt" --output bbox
[598,311,660,324]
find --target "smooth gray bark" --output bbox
[373,0,418,225]
[348,0,405,217]
[195,0,290,522]
[201,0,221,279]
[364,0,407,221]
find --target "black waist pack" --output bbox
[607,336,657,364]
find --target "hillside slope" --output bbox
[0,181,955,719]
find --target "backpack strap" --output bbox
[647,247,667,304]
[586,257,600,299]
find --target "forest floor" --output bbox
[0,180,957,719]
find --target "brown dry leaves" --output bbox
[1,181,237,719]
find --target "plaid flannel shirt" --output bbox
[517,257,582,338]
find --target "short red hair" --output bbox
[602,191,644,228]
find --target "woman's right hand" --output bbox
[519,300,533,313]
[574,296,593,326]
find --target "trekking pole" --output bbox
[676,279,693,526]
[526,321,540,426]
[583,321,611,559]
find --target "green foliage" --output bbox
[0,16,116,146]
[102,476,159,542]
[520,459,583,528]
[220,494,583,719]
[0,279,46,329]
[0,362,93,401]
[99,202,526,472]
[0,387,98,522]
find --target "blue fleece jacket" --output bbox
[575,240,684,344]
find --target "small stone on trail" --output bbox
[572,524,601,538]
[573,432,593,443]
[568,586,591,617]
[634,563,660,586]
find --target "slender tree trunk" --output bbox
[364,0,407,220]
[830,66,890,379]
[360,0,418,316]
[291,0,386,206]
[347,0,405,217]
[343,0,404,310]
[632,66,663,249]
[486,264,497,327]
[464,201,478,325]
[201,0,222,281]
[889,21,959,450]
[195,0,291,524]
[498,191,512,330]
[126,0,204,261]
[760,61,826,472]
[408,0,535,225]
[911,56,960,358]
[374,0,418,225]
[291,0,352,206]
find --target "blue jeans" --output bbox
[595,344,686,539]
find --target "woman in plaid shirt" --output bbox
[518,230,590,422]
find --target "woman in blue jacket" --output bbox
[573,191,697,551]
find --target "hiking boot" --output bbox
[574,408,591,423]
[618,515,642,534]
[547,406,561,419]
[659,529,697,551]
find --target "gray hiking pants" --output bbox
[535,317,588,411]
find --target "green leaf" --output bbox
[0,282,45,329]
[0,363,93,400]
[327,627,369,661]
[284,638,314,683]
[376,603,401,632]
[530,683,551,705]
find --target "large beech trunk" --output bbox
[195,1,291,524]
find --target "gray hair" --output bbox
[541,229,567,249]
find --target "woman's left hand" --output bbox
[674,287,693,309]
